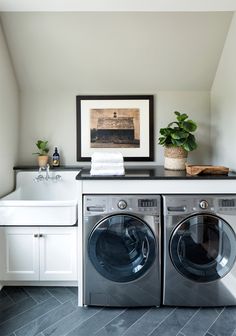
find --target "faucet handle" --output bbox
[33,174,44,182]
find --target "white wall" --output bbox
[18,90,210,165]
[211,12,236,170]
[0,11,218,168]
[0,21,19,197]
[0,12,226,167]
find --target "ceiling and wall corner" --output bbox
[0,0,235,12]
[0,11,234,166]
[211,12,236,170]
[0,19,19,197]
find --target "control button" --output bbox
[118,200,127,210]
[199,200,209,209]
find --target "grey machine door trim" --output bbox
[169,213,236,282]
[88,214,156,283]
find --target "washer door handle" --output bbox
[178,241,185,259]
[142,236,149,259]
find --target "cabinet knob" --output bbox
[34,234,39,238]
[39,234,43,238]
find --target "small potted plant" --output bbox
[33,140,50,167]
[158,111,197,170]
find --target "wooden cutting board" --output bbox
[186,164,229,176]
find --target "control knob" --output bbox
[199,200,209,209]
[118,200,127,210]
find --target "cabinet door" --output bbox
[39,227,77,281]
[0,228,4,282]
[3,227,39,281]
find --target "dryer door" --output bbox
[170,214,236,282]
[88,214,156,282]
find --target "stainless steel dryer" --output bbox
[163,195,236,307]
[83,195,161,307]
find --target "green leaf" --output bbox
[174,111,181,117]
[160,128,171,136]
[176,113,188,122]
[36,140,42,149]
[182,120,197,132]
[158,137,167,145]
[183,134,197,151]
[172,138,185,146]
[171,130,189,140]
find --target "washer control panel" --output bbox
[84,195,160,215]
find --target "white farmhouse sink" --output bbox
[0,171,80,226]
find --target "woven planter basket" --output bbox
[37,155,49,168]
[164,146,188,170]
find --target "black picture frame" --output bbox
[76,95,154,161]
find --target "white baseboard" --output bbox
[0,281,78,287]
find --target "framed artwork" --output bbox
[76,95,154,161]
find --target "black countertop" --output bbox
[76,166,236,180]
[13,165,236,180]
[13,165,83,171]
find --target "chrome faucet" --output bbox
[34,167,44,182]
[34,164,61,182]
[45,164,50,180]
[34,164,50,182]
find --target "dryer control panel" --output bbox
[163,194,236,216]
[84,195,160,216]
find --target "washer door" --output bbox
[88,214,156,282]
[170,214,236,282]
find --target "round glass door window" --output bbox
[88,214,156,282]
[170,214,236,282]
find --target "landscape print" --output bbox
[90,108,140,148]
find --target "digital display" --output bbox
[219,199,235,207]
[138,199,157,207]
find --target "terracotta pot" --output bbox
[37,155,49,167]
[164,146,188,170]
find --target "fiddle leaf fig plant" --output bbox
[33,140,49,156]
[158,111,197,152]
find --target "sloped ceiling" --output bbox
[1,12,233,91]
[0,0,235,12]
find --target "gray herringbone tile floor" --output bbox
[0,286,236,336]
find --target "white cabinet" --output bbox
[0,228,5,281]
[3,227,39,281]
[2,227,77,281]
[39,227,77,281]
